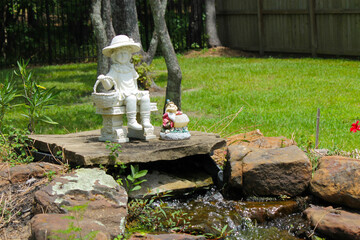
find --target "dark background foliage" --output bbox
[1,0,206,68]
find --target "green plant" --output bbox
[162,209,192,233]
[14,59,59,133]
[105,141,126,184]
[305,135,316,153]
[126,191,192,233]
[0,126,35,165]
[105,142,147,193]
[209,225,234,240]
[106,141,123,161]
[125,165,148,193]
[98,164,105,170]
[49,203,99,240]
[112,231,137,240]
[44,170,56,181]
[279,194,291,200]
[56,150,63,158]
[113,235,124,240]
[132,55,153,90]
[304,150,321,176]
[0,74,19,130]
[190,42,200,49]
[280,138,286,148]
[53,149,68,165]
[311,236,326,240]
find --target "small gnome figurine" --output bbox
[160,100,190,140]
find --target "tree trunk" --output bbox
[102,0,115,45]
[90,0,113,75]
[187,0,203,48]
[143,30,158,65]
[110,0,125,34]
[111,0,158,83]
[111,0,146,58]
[144,30,160,90]
[149,0,182,110]
[205,0,222,47]
[111,0,140,42]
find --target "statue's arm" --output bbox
[132,68,139,89]
[97,74,114,91]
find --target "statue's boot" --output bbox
[141,112,153,128]
[127,112,143,130]
[139,95,152,128]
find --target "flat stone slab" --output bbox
[29,128,225,166]
[129,170,213,199]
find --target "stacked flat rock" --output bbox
[32,168,128,238]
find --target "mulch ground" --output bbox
[0,178,48,240]
[183,46,257,58]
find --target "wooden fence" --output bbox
[216,0,360,56]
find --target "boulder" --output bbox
[212,130,295,168]
[30,214,110,240]
[226,130,296,149]
[304,205,360,240]
[0,162,64,187]
[239,136,296,149]
[224,145,312,197]
[226,129,264,146]
[222,145,251,196]
[243,145,311,196]
[128,233,206,240]
[33,168,127,237]
[310,156,360,209]
[233,200,299,223]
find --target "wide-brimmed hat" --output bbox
[102,35,141,57]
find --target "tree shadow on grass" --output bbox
[37,105,102,134]
[154,73,167,86]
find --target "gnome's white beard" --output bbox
[168,112,176,122]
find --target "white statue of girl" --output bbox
[97,35,152,130]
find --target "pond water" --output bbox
[154,188,312,239]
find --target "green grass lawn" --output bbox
[1,56,360,151]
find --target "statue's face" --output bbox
[166,103,178,113]
[112,49,131,64]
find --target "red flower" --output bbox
[350,121,360,132]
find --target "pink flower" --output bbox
[350,121,360,132]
